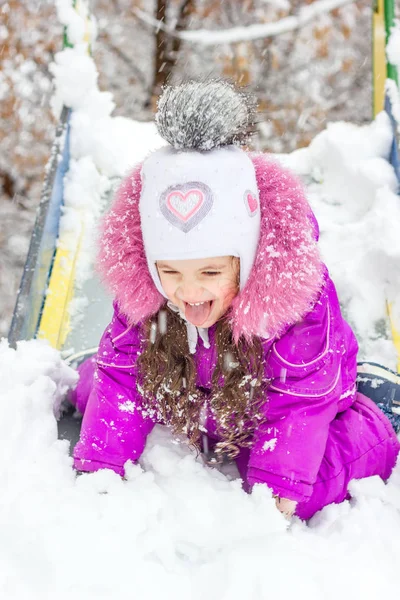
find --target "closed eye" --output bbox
[203,271,221,276]
[161,270,179,275]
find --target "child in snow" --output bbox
[71,80,400,520]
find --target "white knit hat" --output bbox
[139,81,261,298]
[139,145,261,296]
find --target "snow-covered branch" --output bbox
[133,0,357,46]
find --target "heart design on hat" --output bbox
[245,190,259,217]
[167,189,204,222]
[160,182,213,233]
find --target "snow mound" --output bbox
[0,339,400,599]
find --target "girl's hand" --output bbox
[274,496,297,519]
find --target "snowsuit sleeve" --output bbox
[73,304,155,475]
[247,275,358,503]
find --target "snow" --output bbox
[1,2,400,597]
[387,19,400,70]
[0,338,400,599]
[387,79,400,131]
[386,22,400,142]
[263,438,278,451]
[55,0,95,48]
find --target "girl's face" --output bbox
[156,256,240,328]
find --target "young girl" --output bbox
[71,80,400,520]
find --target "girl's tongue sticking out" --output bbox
[184,300,213,326]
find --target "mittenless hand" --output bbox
[274,496,297,519]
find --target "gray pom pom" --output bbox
[155,80,257,151]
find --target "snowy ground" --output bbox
[1,339,400,600]
[1,6,400,600]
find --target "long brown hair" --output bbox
[137,307,268,460]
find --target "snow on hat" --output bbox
[139,80,261,297]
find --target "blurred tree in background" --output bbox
[0,0,372,335]
[0,0,61,335]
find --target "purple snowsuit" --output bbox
[73,155,400,520]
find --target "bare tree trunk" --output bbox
[167,0,196,72]
[150,0,196,110]
[151,0,168,107]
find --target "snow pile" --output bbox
[386,20,400,143]
[387,18,400,71]
[282,113,400,367]
[1,338,400,599]
[52,0,162,175]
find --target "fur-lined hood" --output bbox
[98,153,323,341]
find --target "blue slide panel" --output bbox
[385,94,400,189]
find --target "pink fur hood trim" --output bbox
[97,154,324,341]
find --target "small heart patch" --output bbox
[160,182,213,233]
[245,191,258,217]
